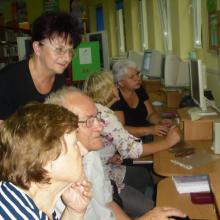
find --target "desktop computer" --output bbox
[212,120,220,154]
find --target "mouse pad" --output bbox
[174,150,220,168]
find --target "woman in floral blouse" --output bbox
[83,72,180,217]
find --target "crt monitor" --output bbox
[16,36,32,61]
[86,31,110,70]
[142,49,163,79]
[162,53,181,87]
[128,50,144,71]
[162,53,190,88]
[189,59,207,112]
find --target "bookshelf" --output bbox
[0,25,30,70]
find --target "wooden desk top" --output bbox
[157,178,217,219]
[153,140,220,177]
[210,172,220,218]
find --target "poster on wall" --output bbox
[44,0,59,12]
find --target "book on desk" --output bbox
[172,174,210,194]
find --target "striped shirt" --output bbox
[0,181,58,220]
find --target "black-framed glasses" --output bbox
[78,112,102,128]
[39,42,75,57]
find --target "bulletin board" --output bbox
[72,41,101,81]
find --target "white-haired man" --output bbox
[45,86,187,220]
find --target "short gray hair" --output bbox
[112,59,137,83]
[45,86,83,108]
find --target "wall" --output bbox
[2,0,70,24]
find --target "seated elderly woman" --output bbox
[83,72,180,217]
[0,102,91,220]
[111,59,173,143]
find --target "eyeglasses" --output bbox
[78,112,102,128]
[39,42,75,57]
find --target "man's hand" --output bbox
[61,178,92,214]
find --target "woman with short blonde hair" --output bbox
[83,72,117,106]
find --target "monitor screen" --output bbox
[143,51,152,72]
[190,60,200,104]
[189,59,207,111]
[142,50,163,78]
[86,31,110,70]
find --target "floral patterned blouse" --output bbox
[96,103,143,192]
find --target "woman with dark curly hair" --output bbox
[0,11,82,121]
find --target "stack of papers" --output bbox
[172,174,210,194]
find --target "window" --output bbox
[157,0,172,52]
[116,0,126,55]
[96,6,104,31]
[139,0,149,50]
[192,0,202,48]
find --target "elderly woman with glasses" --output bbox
[0,102,91,220]
[83,72,181,218]
[0,11,81,121]
[111,59,173,143]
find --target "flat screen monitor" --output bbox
[86,31,110,70]
[189,59,207,112]
[142,49,163,79]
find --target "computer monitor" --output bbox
[86,31,110,70]
[162,53,190,89]
[16,36,32,61]
[162,53,181,87]
[189,59,207,112]
[128,50,144,71]
[141,49,164,79]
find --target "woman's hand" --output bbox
[108,153,123,165]
[61,178,92,214]
[165,126,181,148]
[159,118,174,128]
[138,206,187,220]
[149,124,169,136]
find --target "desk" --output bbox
[153,140,220,177]
[178,107,219,140]
[157,178,217,220]
[210,172,220,218]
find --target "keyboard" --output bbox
[187,107,217,121]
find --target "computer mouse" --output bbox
[152,100,164,107]
[169,216,190,220]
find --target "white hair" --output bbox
[45,86,84,108]
[112,59,137,83]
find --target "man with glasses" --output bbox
[45,86,187,220]
[0,11,81,121]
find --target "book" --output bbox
[172,174,211,194]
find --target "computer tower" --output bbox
[212,120,220,154]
